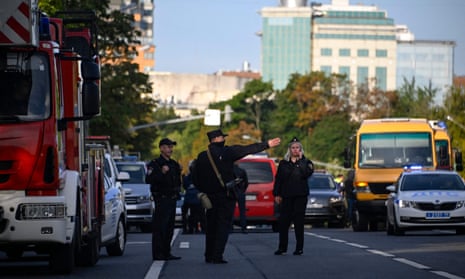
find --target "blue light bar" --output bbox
[437,121,447,129]
[39,15,50,40]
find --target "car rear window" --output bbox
[308,175,337,191]
[117,164,146,184]
[237,161,274,184]
[402,174,465,191]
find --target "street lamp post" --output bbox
[447,115,465,132]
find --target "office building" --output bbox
[109,0,155,73]
[260,0,454,105]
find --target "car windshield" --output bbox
[359,132,433,168]
[401,174,465,191]
[116,164,146,184]
[237,161,274,184]
[308,175,337,191]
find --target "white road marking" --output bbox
[431,271,465,279]
[309,232,465,279]
[346,242,368,249]
[367,249,394,257]
[393,257,430,269]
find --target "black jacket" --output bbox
[233,165,249,193]
[193,142,269,194]
[273,157,314,198]
[146,156,182,197]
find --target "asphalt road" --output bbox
[2,226,465,279]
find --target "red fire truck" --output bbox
[0,0,108,273]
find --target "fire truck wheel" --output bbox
[106,217,126,256]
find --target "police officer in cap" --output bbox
[193,129,281,264]
[146,138,182,261]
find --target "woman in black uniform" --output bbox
[273,137,314,256]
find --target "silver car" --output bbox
[116,161,154,233]
[101,153,129,256]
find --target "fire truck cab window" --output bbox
[0,52,50,120]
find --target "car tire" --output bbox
[386,218,394,235]
[392,213,405,236]
[352,210,368,232]
[106,217,126,256]
[271,222,279,233]
[456,227,465,235]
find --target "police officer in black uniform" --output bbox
[146,138,182,261]
[273,137,314,256]
[193,129,281,264]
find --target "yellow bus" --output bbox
[429,120,463,171]
[344,118,437,231]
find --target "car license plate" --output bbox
[307,203,323,209]
[245,195,257,201]
[425,212,450,219]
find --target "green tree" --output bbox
[392,77,438,118]
[442,85,465,176]
[309,113,357,163]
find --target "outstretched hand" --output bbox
[267,137,281,148]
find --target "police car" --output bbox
[385,167,465,235]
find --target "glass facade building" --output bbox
[397,40,455,105]
[261,8,312,90]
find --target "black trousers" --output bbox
[204,193,236,261]
[277,195,308,252]
[152,197,176,259]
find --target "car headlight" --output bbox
[329,196,343,203]
[397,199,416,208]
[137,195,151,203]
[456,200,465,209]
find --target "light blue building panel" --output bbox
[262,16,311,90]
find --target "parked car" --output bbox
[305,171,346,228]
[115,161,154,233]
[386,168,465,235]
[233,156,278,231]
[100,153,129,256]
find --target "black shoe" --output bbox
[274,249,286,255]
[211,259,228,264]
[166,254,181,260]
[205,258,213,263]
[153,256,166,261]
[293,250,303,255]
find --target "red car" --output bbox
[234,156,278,231]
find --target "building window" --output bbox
[321,66,332,76]
[375,67,387,91]
[376,49,388,57]
[357,66,369,87]
[339,48,351,57]
[357,49,369,57]
[321,48,332,56]
[339,66,350,79]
